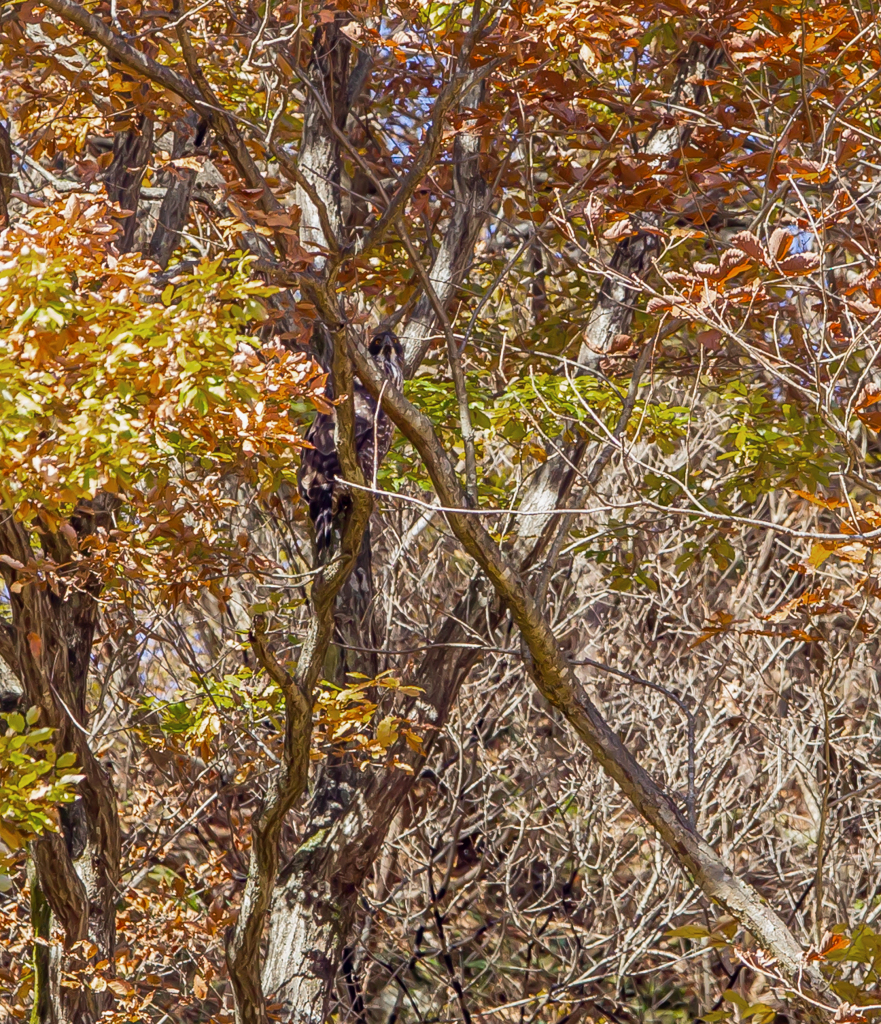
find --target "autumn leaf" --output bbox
[728,231,766,264]
[855,382,881,431]
[27,632,42,659]
[375,716,399,748]
[777,252,820,275]
[808,543,836,568]
[768,227,794,261]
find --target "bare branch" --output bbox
[397,218,478,502]
[347,332,829,996]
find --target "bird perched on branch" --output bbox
[298,330,404,560]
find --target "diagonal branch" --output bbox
[352,62,499,259]
[346,332,829,997]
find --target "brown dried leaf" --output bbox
[728,231,766,263]
[694,248,750,282]
[777,252,820,275]
[646,296,674,313]
[696,329,722,350]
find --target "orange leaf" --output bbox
[28,632,42,659]
[855,383,881,431]
[821,932,849,956]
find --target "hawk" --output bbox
[298,330,404,559]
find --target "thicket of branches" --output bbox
[3,0,881,1022]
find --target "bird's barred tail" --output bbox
[309,482,335,560]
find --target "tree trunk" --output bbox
[0,500,121,1024]
[105,109,154,254]
[295,16,351,256]
[147,111,204,268]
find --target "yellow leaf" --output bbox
[404,731,423,752]
[0,822,22,851]
[666,925,711,939]
[375,716,398,748]
[808,543,835,568]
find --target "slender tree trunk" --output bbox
[295,16,350,257]
[0,120,12,228]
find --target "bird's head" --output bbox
[368,329,404,389]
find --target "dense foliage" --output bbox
[3,0,881,1022]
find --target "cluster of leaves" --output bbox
[138,665,425,776]
[0,708,82,885]
[0,193,321,518]
[667,921,881,1024]
[0,193,328,607]
[313,671,425,770]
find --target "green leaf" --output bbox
[666,925,711,939]
[723,989,749,1013]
